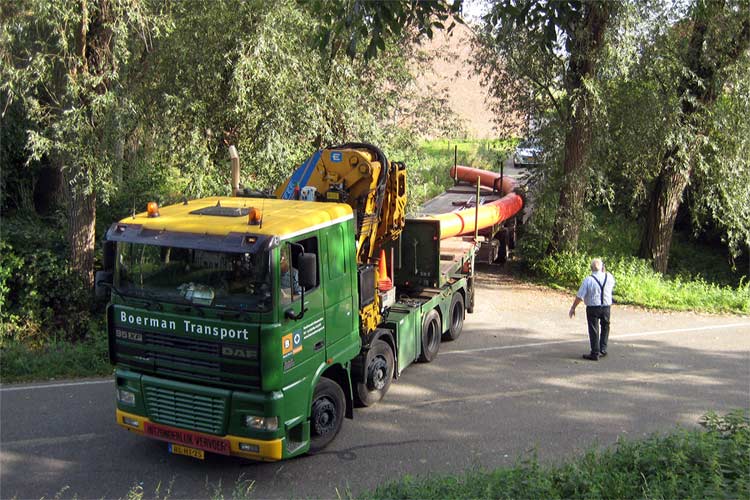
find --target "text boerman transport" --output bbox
[119,311,250,340]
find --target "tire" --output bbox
[443,292,464,342]
[466,277,475,314]
[308,377,345,454]
[354,339,394,407]
[418,309,441,363]
[507,220,517,250]
[494,230,508,264]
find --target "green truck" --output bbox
[98,143,477,461]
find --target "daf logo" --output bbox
[221,346,257,360]
[115,329,143,342]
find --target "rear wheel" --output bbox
[308,377,345,454]
[443,292,465,341]
[507,219,517,250]
[354,339,394,407]
[494,229,508,264]
[419,309,441,362]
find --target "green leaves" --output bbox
[306,0,464,61]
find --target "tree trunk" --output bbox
[639,0,750,272]
[547,3,610,254]
[547,95,591,253]
[65,169,97,288]
[638,149,691,273]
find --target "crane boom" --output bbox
[275,143,407,333]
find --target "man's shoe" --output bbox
[599,351,607,357]
[582,353,599,361]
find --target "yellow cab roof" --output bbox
[120,196,353,240]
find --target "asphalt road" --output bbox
[2,270,749,499]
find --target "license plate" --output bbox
[169,443,205,460]
[144,421,231,455]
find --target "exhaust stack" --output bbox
[229,145,240,196]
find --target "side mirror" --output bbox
[103,241,116,271]
[298,253,317,289]
[95,270,113,302]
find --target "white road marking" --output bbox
[0,379,112,393]
[2,433,103,448]
[444,322,750,356]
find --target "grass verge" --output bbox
[0,325,111,383]
[365,410,750,500]
[418,138,517,171]
[523,210,750,314]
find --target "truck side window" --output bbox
[280,236,319,304]
[280,245,298,304]
[327,225,346,279]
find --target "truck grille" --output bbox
[143,332,219,355]
[143,385,227,435]
[114,329,260,390]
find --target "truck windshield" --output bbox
[115,243,271,312]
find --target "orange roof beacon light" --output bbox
[247,207,262,226]
[147,202,160,218]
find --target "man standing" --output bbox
[569,258,615,361]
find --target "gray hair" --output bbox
[590,258,603,272]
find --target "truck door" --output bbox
[322,224,356,349]
[279,237,325,373]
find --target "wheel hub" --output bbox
[312,397,336,435]
[367,355,388,390]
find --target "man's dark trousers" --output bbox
[585,305,610,354]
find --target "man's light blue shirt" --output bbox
[577,271,615,306]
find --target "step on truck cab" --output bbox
[99,144,477,461]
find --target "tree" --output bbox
[124,0,458,199]
[1,0,160,287]
[479,1,615,254]
[638,0,750,273]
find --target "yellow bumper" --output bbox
[116,409,283,461]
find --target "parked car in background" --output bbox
[513,139,543,168]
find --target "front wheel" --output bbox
[308,377,345,454]
[354,339,395,407]
[419,309,441,363]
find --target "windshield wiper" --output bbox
[102,283,163,311]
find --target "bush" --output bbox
[0,217,93,346]
[521,210,750,314]
[0,324,110,382]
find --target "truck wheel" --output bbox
[308,377,345,454]
[419,309,441,363]
[354,339,394,407]
[507,220,517,250]
[494,230,508,264]
[443,292,464,342]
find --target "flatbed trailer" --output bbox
[416,176,522,264]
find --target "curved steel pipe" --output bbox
[426,165,524,239]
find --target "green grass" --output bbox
[364,410,750,500]
[525,210,750,314]
[419,138,517,171]
[0,325,111,383]
[399,138,519,213]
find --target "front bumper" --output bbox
[116,409,283,461]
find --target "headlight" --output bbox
[117,388,136,405]
[243,415,278,431]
